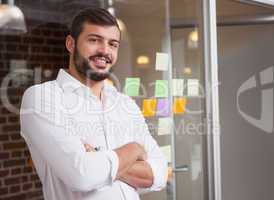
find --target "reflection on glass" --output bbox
[0,1,26,34]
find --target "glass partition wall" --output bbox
[113,1,211,200]
[0,0,219,200]
[216,1,274,200]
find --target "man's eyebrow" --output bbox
[110,39,120,44]
[87,34,120,44]
[87,33,103,38]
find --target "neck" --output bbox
[68,66,104,100]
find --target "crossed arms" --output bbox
[84,142,153,189]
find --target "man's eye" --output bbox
[110,43,119,48]
[88,38,97,42]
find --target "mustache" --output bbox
[88,53,112,64]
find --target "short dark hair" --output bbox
[70,8,120,41]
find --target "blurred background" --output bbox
[0,0,274,200]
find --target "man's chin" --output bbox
[93,65,111,72]
[95,69,109,74]
[75,63,113,82]
[86,72,110,82]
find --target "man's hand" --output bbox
[119,160,153,189]
[115,143,153,189]
[84,143,95,152]
[114,142,146,179]
[136,144,147,161]
[83,142,153,189]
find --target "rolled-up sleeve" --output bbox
[104,150,119,182]
[146,145,168,191]
[128,98,168,192]
[20,86,119,192]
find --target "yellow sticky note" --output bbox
[142,99,157,117]
[173,97,187,114]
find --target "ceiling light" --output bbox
[137,55,150,65]
[188,29,199,49]
[0,0,26,35]
[183,67,192,75]
[189,29,198,43]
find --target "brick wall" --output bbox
[0,20,69,200]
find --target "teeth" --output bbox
[98,57,106,61]
[98,56,110,63]
[93,57,107,66]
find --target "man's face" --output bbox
[73,23,120,81]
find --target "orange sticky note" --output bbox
[173,98,187,114]
[142,99,157,117]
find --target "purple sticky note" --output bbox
[157,98,170,117]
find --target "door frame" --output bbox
[202,1,222,200]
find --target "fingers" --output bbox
[134,143,147,161]
[137,153,147,161]
[84,143,95,152]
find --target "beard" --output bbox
[73,49,113,82]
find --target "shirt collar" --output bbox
[56,69,117,98]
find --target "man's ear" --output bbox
[66,35,75,53]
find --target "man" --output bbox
[20,8,167,200]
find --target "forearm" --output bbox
[119,161,153,189]
[83,142,147,181]
[114,142,146,179]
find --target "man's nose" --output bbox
[97,42,110,54]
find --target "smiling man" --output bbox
[20,8,167,200]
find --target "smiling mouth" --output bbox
[90,56,111,68]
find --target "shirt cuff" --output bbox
[146,158,168,191]
[104,150,119,183]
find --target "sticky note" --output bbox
[155,80,168,98]
[173,97,187,114]
[124,77,140,97]
[142,99,157,117]
[160,145,172,163]
[158,117,172,135]
[187,79,199,96]
[156,98,169,117]
[172,79,184,96]
[155,52,169,71]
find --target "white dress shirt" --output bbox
[20,69,168,200]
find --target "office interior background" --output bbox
[0,0,274,200]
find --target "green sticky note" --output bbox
[124,77,140,97]
[155,80,168,97]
